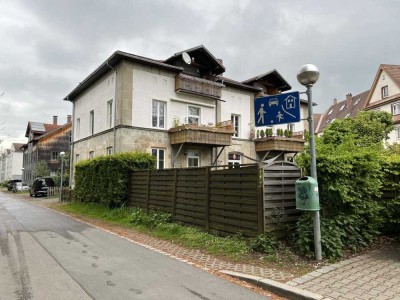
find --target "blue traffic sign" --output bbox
[254,91,300,127]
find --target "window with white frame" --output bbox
[152,100,166,128]
[107,147,113,155]
[188,106,200,125]
[354,98,361,105]
[231,114,240,137]
[51,152,59,161]
[151,148,165,169]
[382,86,389,98]
[345,113,351,118]
[89,110,94,135]
[391,103,400,115]
[339,104,346,111]
[107,100,113,128]
[228,153,241,166]
[287,123,295,132]
[89,151,94,159]
[328,109,334,115]
[187,150,199,167]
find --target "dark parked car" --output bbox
[30,177,55,197]
[7,179,21,191]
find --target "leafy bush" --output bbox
[296,214,378,260]
[249,234,278,255]
[74,151,155,207]
[130,208,172,228]
[295,111,397,259]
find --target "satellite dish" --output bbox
[182,52,191,65]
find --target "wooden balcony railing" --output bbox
[175,73,224,99]
[169,123,235,146]
[254,136,305,152]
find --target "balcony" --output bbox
[169,122,235,146]
[175,73,224,99]
[254,136,305,153]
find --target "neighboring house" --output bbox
[64,45,310,182]
[0,150,9,182]
[22,116,71,184]
[315,90,370,135]
[4,143,24,180]
[364,64,400,144]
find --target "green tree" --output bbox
[295,110,395,259]
[32,160,50,178]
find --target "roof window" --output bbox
[339,104,346,111]
[354,98,361,105]
[328,109,334,115]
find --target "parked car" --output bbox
[30,177,55,197]
[12,182,30,193]
[7,179,22,191]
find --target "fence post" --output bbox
[205,167,210,232]
[257,165,265,234]
[172,168,178,218]
[146,170,151,213]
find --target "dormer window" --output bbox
[382,86,389,99]
[339,104,346,111]
[328,109,334,115]
[354,98,361,105]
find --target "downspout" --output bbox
[68,96,74,187]
[106,62,118,153]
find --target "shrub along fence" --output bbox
[129,164,264,237]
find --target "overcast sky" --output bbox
[1,0,400,148]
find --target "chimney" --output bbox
[53,116,58,125]
[333,98,338,105]
[67,115,72,123]
[346,93,352,104]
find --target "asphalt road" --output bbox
[0,191,269,300]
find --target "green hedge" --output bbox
[74,152,155,207]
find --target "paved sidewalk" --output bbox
[286,244,400,300]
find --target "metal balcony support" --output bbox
[212,146,225,166]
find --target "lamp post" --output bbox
[297,64,322,261]
[59,151,66,201]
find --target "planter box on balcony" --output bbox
[175,73,224,99]
[169,124,234,146]
[255,136,305,152]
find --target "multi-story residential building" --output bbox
[3,143,24,180]
[22,116,71,184]
[315,90,370,135]
[364,64,400,144]
[64,45,310,181]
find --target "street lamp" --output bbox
[297,64,322,261]
[59,151,66,201]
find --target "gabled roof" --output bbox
[64,51,184,101]
[316,90,370,133]
[164,45,225,76]
[217,76,261,92]
[365,64,400,108]
[242,70,292,92]
[12,143,24,152]
[25,121,62,138]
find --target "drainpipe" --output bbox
[69,96,74,187]
[106,61,118,153]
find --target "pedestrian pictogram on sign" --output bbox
[254,91,301,127]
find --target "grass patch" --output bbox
[55,201,313,275]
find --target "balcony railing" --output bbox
[169,122,235,146]
[175,73,224,99]
[254,136,305,152]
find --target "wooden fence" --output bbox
[263,161,301,237]
[129,164,263,237]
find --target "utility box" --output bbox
[296,176,320,211]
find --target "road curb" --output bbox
[221,270,327,300]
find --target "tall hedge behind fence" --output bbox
[129,164,263,237]
[75,152,155,207]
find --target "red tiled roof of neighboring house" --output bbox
[382,64,400,87]
[313,113,323,132]
[316,90,370,133]
[44,124,61,132]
